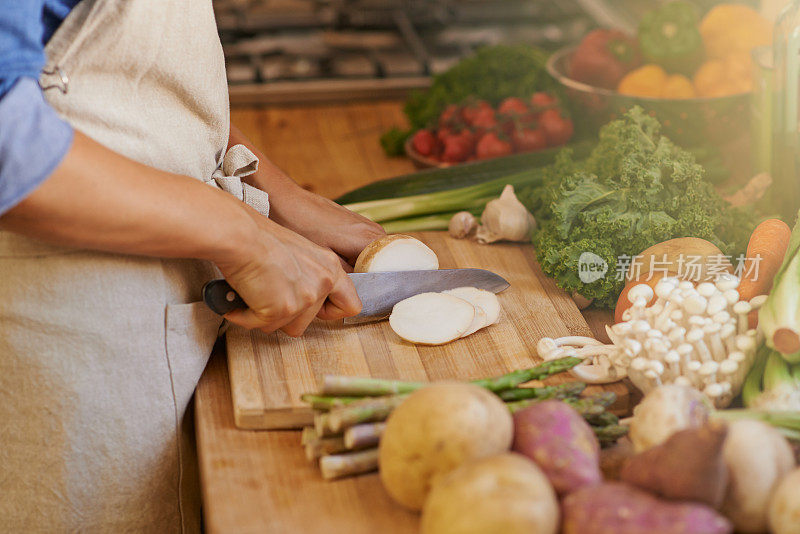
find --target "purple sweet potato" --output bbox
[512,400,601,495]
[562,482,733,534]
[620,422,729,508]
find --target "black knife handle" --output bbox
[203,279,247,315]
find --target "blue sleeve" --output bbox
[0,78,73,214]
[0,1,74,214]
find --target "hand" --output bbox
[268,185,385,268]
[214,212,362,336]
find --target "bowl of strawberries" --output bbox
[404,92,574,168]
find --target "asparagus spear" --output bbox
[593,424,629,444]
[344,422,386,450]
[300,394,362,411]
[319,448,379,480]
[305,436,348,461]
[320,375,425,396]
[497,381,586,402]
[314,412,339,437]
[314,356,583,397]
[328,395,408,432]
[471,357,583,392]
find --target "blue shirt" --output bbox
[0,1,81,214]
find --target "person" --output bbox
[0,1,384,531]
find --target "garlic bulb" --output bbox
[448,211,478,239]
[476,184,536,244]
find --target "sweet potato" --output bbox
[512,400,601,495]
[620,423,729,508]
[562,482,733,534]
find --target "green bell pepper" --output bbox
[638,1,704,76]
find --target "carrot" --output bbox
[738,219,792,303]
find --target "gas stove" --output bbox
[214,0,592,104]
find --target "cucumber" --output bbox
[335,141,593,205]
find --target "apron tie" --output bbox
[206,144,269,217]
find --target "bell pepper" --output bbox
[638,1,704,76]
[617,64,668,98]
[700,4,772,60]
[663,74,696,99]
[569,29,642,89]
[693,53,753,97]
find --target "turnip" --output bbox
[378,383,513,511]
[562,482,733,534]
[512,400,601,495]
[421,453,559,534]
[720,419,796,533]
[768,467,800,534]
[354,234,438,272]
[629,384,711,452]
[389,293,476,345]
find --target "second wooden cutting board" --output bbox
[226,231,628,429]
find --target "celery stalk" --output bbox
[742,345,769,407]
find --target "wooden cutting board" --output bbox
[226,231,629,429]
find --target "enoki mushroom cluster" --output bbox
[538,274,765,408]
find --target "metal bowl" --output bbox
[546,47,751,147]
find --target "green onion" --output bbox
[344,169,545,223]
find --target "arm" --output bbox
[0,131,361,335]
[228,124,385,266]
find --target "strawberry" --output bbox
[475,132,513,160]
[438,104,462,127]
[411,129,438,157]
[461,100,492,126]
[441,130,476,163]
[497,97,529,116]
[471,107,498,135]
[539,109,574,147]
[511,127,547,153]
[530,92,558,111]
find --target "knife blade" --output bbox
[202,269,510,323]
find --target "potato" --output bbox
[629,384,710,452]
[512,400,601,495]
[421,453,559,534]
[562,482,733,534]
[621,423,729,508]
[768,467,800,534]
[378,383,513,510]
[720,420,796,533]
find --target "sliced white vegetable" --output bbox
[389,293,475,345]
[460,305,488,337]
[354,234,438,273]
[442,287,501,325]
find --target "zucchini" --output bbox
[335,141,593,205]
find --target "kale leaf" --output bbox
[522,107,753,308]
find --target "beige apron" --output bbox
[0,1,261,531]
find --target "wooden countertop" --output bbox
[196,101,615,533]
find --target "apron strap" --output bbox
[206,144,269,217]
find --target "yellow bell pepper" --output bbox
[700,4,772,60]
[693,53,753,97]
[618,64,668,98]
[662,74,696,99]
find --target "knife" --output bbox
[202,268,510,324]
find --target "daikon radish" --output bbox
[443,287,501,325]
[389,293,475,345]
[354,234,438,273]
